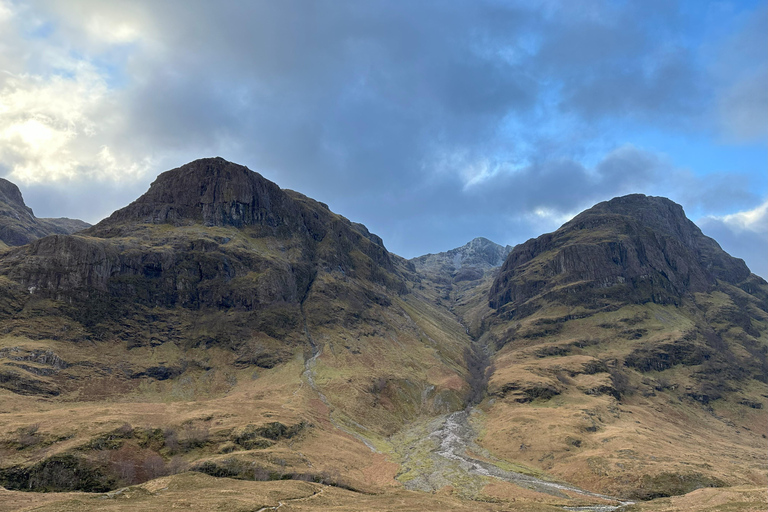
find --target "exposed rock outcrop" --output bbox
[489,194,754,311]
[0,158,405,349]
[94,158,303,231]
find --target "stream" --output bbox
[391,410,634,510]
[298,307,631,509]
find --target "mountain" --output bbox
[0,178,90,247]
[0,158,475,501]
[489,194,756,311]
[0,167,765,511]
[412,237,511,281]
[408,237,512,340]
[0,158,468,411]
[475,194,767,499]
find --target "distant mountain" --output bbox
[0,178,90,247]
[413,237,511,270]
[411,237,511,284]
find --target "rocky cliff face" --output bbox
[0,157,411,360]
[95,158,303,231]
[2,159,400,312]
[0,178,90,247]
[489,194,754,311]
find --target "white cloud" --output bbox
[521,206,579,236]
[0,3,153,185]
[709,200,768,234]
[85,14,141,45]
[0,0,12,22]
[0,64,111,182]
[698,201,768,279]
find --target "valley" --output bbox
[0,158,765,511]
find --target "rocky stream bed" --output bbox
[389,410,634,510]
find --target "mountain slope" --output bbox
[0,175,766,510]
[474,194,768,498]
[0,158,473,496]
[0,178,90,247]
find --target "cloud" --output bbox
[709,3,768,143]
[534,1,702,126]
[718,69,768,142]
[2,0,703,188]
[698,201,768,279]
[0,2,151,185]
[0,0,763,262]
[716,201,768,233]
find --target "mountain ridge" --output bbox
[411,237,512,270]
[489,194,758,313]
[0,159,765,510]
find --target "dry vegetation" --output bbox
[1,178,766,511]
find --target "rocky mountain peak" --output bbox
[1,178,89,247]
[411,237,512,273]
[567,194,700,247]
[95,157,299,230]
[489,194,753,311]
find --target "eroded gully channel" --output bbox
[298,308,632,511]
[299,303,379,452]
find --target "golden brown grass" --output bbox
[626,485,767,512]
[0,471,570,511]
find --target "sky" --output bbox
[0,0,766,278]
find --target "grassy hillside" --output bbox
[0,173,765,511]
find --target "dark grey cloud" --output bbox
[4,0,764,275]
[534,0,703,125]
[348,145,666,257]
[710,2,768,141]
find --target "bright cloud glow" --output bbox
[527,207,577,228]
[0,65,110,181]
[85,15,140,44]
[0,1,12,23]
[0,34,153,183]
[710,200,768,233]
